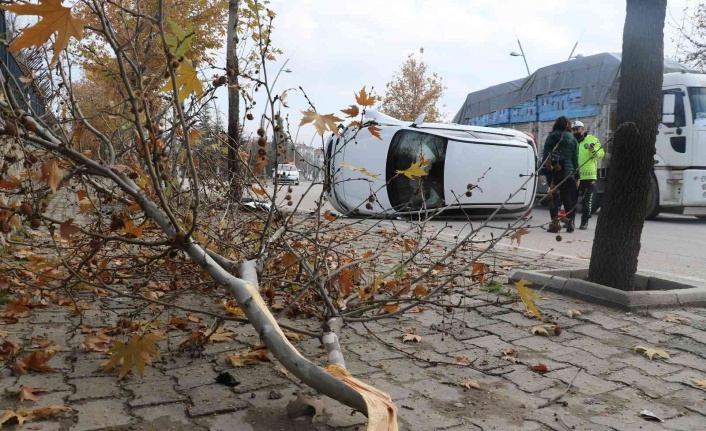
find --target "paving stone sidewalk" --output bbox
[2,199,705,430]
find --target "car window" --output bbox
[278,165,297,171]
[386,130,447,211]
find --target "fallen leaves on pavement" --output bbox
[81,331,113,353]
[530,364,549,374]
[691,378,706,390]
[225,348,271,367]
[461,379,481,390]
[513,278,544,321]
[19,386,47,402]
[501,348,519,364]
[567,309,582,318]
[402,328,422,343]
[286,391,325,422]
[664,316,689,325]
[15,350,56,374]
[0,405,72,426]
[632,345,670,361]
[102,332,164,380]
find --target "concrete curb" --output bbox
[510,268,706,311]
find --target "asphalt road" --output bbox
[283,181,706,286]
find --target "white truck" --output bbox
[452,52,706,219]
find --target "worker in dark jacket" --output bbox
[542,116,580,233]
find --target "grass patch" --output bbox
[481,280,519,299]
[0,291,9,306]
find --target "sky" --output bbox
[212,0,695,144]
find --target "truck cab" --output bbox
[653,72,706,218]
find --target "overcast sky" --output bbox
[213,0,694,144]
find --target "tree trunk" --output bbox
[226,0,243,201]
[587,0,666,290]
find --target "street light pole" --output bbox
[516,38,530,76]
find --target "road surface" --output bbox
[279,181,706,286]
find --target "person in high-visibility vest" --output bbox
[571,121,605,230]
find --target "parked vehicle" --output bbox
[452,52,706,219]
[325,110,537,218]
[273,163,300,185]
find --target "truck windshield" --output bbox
[688,87,706,124]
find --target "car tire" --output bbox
[645,173,661,220]
[295,181,299,186]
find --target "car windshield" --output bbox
[278,165,297,171]
[688,87,706,124]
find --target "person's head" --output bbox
[552,116,571,132]
[571,120,587,140]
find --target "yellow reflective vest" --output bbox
[577,135,604,180]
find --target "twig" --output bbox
[538,368,581,408]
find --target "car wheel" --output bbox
[645,173,661,220]
[295,181,299,186]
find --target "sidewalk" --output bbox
[2,219,706,430]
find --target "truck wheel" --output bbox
[645,174,661,220]
[590,193,602,214]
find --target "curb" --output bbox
[510,268,706,311]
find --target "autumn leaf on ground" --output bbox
[223,300,245,317]
[509,228,530,246]
[340,162,380,179]
[381,303,399,314]
[664,316,689,325]
[341,105,359,118]
[514,278,544,321]
[0,410,26,427]
[2,0,88,66]
[355,86,376,107]
[530,364,549,374]
[632,345,670,361]
[500,347,519,363]
[402,328,422,343]
[162,59,203,102]
[567,309,582,318]
[412,284,428,298]
[299,110,343,136]
[453,356,470,366]
[59,218,80,239]
[471,262,490,286]
[225,348,271,367]
[323,210,338,222]
[15,350,55,374]
[30,337,54,349]
[461,379,481,390]
[203,327,234,343]
[368,125,382,140]
[81,332,112,353]
[691,378,706,390]
[102,332,164,380]
[1,340,20,360]
[167,317,191,331]
[396,156,430,179]
[531,326,550,336]
[19,386,47,402]
[0,176,21,190]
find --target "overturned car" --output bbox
[325,110,537,218]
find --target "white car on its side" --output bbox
[325,110,537,218]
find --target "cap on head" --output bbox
[571,120,585,129]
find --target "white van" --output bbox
[325,110,537,218]
[273,163,300,185]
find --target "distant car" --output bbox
[273,164,300,185]
[325,110,537,218]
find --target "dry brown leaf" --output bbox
[0,410,26,427]
[19,386,47,402]
[283,331,304,342]
[633,345,670,361]
[664,316,690,325]
[15,350,55,374]
[203,327,234,343]
[323,210,337,222]
[341,105,359,118]
[401,328,422,343]
[501,347,520,364]
[225,348,270,367]
[1,340,20,360]
[567,309,582,318]
[531,326,550,336]
[30,337,54,349]
[691,378,706,390]
[286,391,325,422]
[354,86,376,107]
[223,300,245,317]
[81,333,112,353]
[509,227,530,246]
[381,304,399,314]
[167,317,191,331]
[453,356,470,366]
[368,125,382,140]
[412,284,428,298]
[299,110,343,136]
[530,363,548,374]
[461,379,481,390]
[59,218,80,239]
[471,262,490,286]
[102,332,164,380]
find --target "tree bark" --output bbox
[226,0,243,201]
[587,0,666,290]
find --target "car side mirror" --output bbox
[662,93,676,124]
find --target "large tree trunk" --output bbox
[587,0,666,290]
[226,0,243,201]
